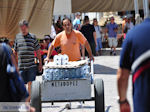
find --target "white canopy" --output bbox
[71,0,143,12]
[53,0,72,15]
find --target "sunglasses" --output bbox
[63,23,71,27]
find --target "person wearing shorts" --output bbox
[106,17,118,55]
[14,20,42,102]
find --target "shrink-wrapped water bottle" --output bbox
[54,69,60,80]
[62,54,69,65]
[76,67,81,78]
[64,69,69,79]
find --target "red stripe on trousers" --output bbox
[133,61,150,83]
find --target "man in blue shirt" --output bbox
[117,17,150,112]
[106,17,118,55]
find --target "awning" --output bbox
[0,0,54,40]
[72,0,143,13]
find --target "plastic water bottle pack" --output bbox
[42,65,90,81]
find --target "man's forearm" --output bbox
[85,41,92,57]
[36,49,42,65]
[14,51,18,65]
[81,45,85,58]
[105,29,108,34]
[11,54,19,73]
[117,68,130,101]
[47,45,54,59]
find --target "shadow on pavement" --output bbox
[105,106,112,112]
[68,105,94,110]
[94,64,117,75]
[42,105,60,108]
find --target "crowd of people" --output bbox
[53,13,135,56]
[1,8,150,112]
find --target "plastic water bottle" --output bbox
[85,65,90,79]
[59,69,64,80]
[43,69,49,81]
[49,69,54,80]
[53,69,59,80]
[71,69,76,79]
[81,66,86,77]
[63,69,68,79]
[76,67,81,78]
[62,54,69,65]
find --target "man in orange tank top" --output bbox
[45,18,93,62]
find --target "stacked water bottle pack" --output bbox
[42,54,91,81]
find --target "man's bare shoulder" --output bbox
[55,31,64,38]
[73,30,83,36]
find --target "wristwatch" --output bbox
[118,98,128,104]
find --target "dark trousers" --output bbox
[85,42,96,56]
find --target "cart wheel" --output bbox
[94,79,105,112]
[31,81,41,112]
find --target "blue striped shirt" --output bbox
[14,33,40,70]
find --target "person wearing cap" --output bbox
[14,20,42,102]
[122,16,129,39]
[105,17,118,55]
[73,12,81,30]
[117,2,150,111]
[43,35,58,60]
[43,35,51,50]
[123,16,135,39]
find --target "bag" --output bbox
[2,43,29,102]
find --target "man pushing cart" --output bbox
[31,17,105,112]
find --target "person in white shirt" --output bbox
[50,25,56,39]
[128,18,134,30]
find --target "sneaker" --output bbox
[77,102,83,108]
[113,52,116,56]
[110,51,113,55]
[65,103,71,109]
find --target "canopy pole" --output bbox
[143,0,150,18]
[143,0,146,17]
[134,0,139,14]
[134,0,141,24]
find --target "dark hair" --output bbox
[62,17,72,25]
[39,39,43,43]
[93,18,97,21]
[93,18,97,25]
[4,39,9,44]
[84,16,89,23]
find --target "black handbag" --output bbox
[2,43,29,102]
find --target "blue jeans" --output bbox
[96,38,103,52]
[20,67,37,84]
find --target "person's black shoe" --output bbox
[110,51,113,55]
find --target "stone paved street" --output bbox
[37,56,133,112]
